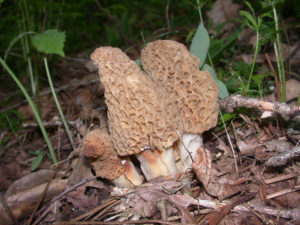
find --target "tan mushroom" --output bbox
[91,47,183,180]
[82,129,143,188]
[141,40,219,172]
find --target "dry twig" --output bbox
[264,173,296,184]
[219,94,300,118]
[266,185,300,199]
[53,219,193,225]
[265,145,300,167]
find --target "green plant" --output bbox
[0,57,57,163]
[239,1,270,95]
[190,2,229,99]
[0,110,24,132]
[31,29,74,149]
[29,149,50,171]
[271,1,286,102]
[1,28,72,164]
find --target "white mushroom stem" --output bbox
[113,175,134,189]
[113,158,143,188]
[178,133,203,172]
[159,147,178,175]
[136,149,178,180]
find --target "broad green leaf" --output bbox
[220,113,235,123]
[31,153,44,171]
[202,64,229,99]
[32,29,65,57]
[216,80,230,99]
[0,0,4,7]
[190,23,209,68]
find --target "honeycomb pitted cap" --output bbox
[91,47,183,156]
[82,129,125,180]
[141,40,219,134]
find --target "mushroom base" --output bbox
[178,133,203,172]
[136,148,178,180]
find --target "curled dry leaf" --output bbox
[131,180,182,217]
[192,146,212,187]
[66,184,104,212]
[237,135,259,156]
[131,180,195,224]
[193,147,242,200]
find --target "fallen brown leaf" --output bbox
[5,169,56,197]
[0,179,67,225]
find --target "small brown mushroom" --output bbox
[91,47,183,180]
[141,40,219,171]
[82,129,143,188]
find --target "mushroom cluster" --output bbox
[84,40,219,188]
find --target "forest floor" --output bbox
[1,0,300,225]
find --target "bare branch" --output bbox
[219,94,300,118]
[265,145,300,167]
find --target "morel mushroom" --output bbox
[82,129,143,188]
[141,40,219,172]
[91,47,183,180]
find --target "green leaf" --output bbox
[135,59,141,66]
[0,0,4,7]
[202,64,229,99]
[244,1,254,13]
[31,152,44,171]
[221,113,235,123]
[32,29,65,57]
[216,80,230,99]
[190,23,210,68]
[239,10,257,30]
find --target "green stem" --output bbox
[0,57,57,164]
[44,58,75,149]
[246,30,259,93]
[20,0,36,96]
[33,53,41,115]
[272,2,286,102]
[196,0,203,24]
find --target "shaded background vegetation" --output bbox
[1,0,300,144]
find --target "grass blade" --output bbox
[0,57,57,164]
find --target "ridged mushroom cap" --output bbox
[91,47,182,156]
[82,129,125,180]
[141,40,219,134]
